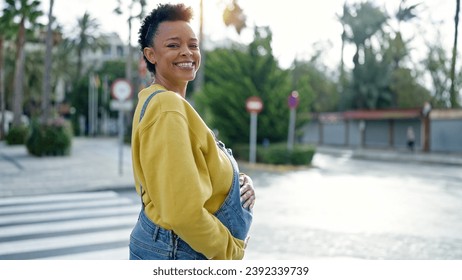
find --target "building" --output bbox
[301,108,462,154]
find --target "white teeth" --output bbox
[176,62,193,68]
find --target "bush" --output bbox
[260,144,315,165]
[289,145,316,165]
[26,118,73,157]
[5,125,29,145]
[233,142,316,166]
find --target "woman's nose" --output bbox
[180,45,193,56]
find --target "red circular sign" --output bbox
[246,96,263,113]
[111,79,133,101]
[288,90,299,109]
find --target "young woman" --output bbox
[129,3,255,260]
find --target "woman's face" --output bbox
[147,20,201,86]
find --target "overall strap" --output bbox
[139,89,166,122]
[138,89,165,208]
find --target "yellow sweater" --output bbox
[131,84,245,260]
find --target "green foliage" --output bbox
[339,0,433,110]
[233,143,315,166]
[72,11,108,79]
[259,144,315,166]
[5,125,29,145]
[68,77,89,135]
[291,59,338,113]
[423,37,453,108]
[341,1,388,50]
[26,118,73,157]
[195,27,301,146]
[346,46,394,109]
[68,59,127,135]
[391,68,432,108]
[5,0,44,127]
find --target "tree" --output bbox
[390,0,421,68]
[390,67,431,108]
[291,53,339,113]
[341,1,402,109]
[348,46,394,109]
[450,0,461,108]
[195,27,299,145]
[342,2,388,67]
[0,8,15,139]
[114,0,146,86]
[5,0,43,127]
[424,36,454,108]
[41,0,54,121]
[71,12,107,81]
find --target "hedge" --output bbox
[232,143,316,166]
[26,118,73,157]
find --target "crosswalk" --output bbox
[0,191,140,260]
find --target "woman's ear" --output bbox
[143,47,156,65]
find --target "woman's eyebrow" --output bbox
[165,36,198,41]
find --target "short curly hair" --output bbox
[138,3,194,74]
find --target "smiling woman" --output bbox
[141,19,200,96]
[128,3,256,260]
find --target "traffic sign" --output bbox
[246,96,263,114]
[111,79,132,101]
[110,100,133,111]
[288,90,299,109]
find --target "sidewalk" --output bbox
[0,137,135,198]
[316,145,462,166]
[1,137,461,198]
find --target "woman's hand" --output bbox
[239,173,256,210]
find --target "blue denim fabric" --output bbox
[215,141,253,241]
[129,90,253,260]
[129,210,208,260]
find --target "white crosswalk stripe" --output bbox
[0,191,140,260]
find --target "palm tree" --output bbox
[114,0,146,85]
[342,2,388,67]
[41,0,54,121]
[0,8,15,139]
[340,2,389,109]
[450,0,460,108]
[391,0,420,67]
[72,12,107,81]
[387,0,421,106]
[6,0,43,127]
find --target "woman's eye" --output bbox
[167,44,179,48]
[190,44,199,49]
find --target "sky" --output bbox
[41,0,455,70]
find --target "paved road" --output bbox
[241,153,462,259]
[0,191,138,260]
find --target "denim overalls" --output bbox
[129,90,253,260]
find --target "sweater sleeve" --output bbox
[139,111,245,260]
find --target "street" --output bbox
[243,152,462,259]
[1,146,461,259]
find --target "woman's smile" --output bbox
[174,61,196,70]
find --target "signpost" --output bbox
[111,79,133,175]
[287,91,299,151]
[246,96,263,164]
